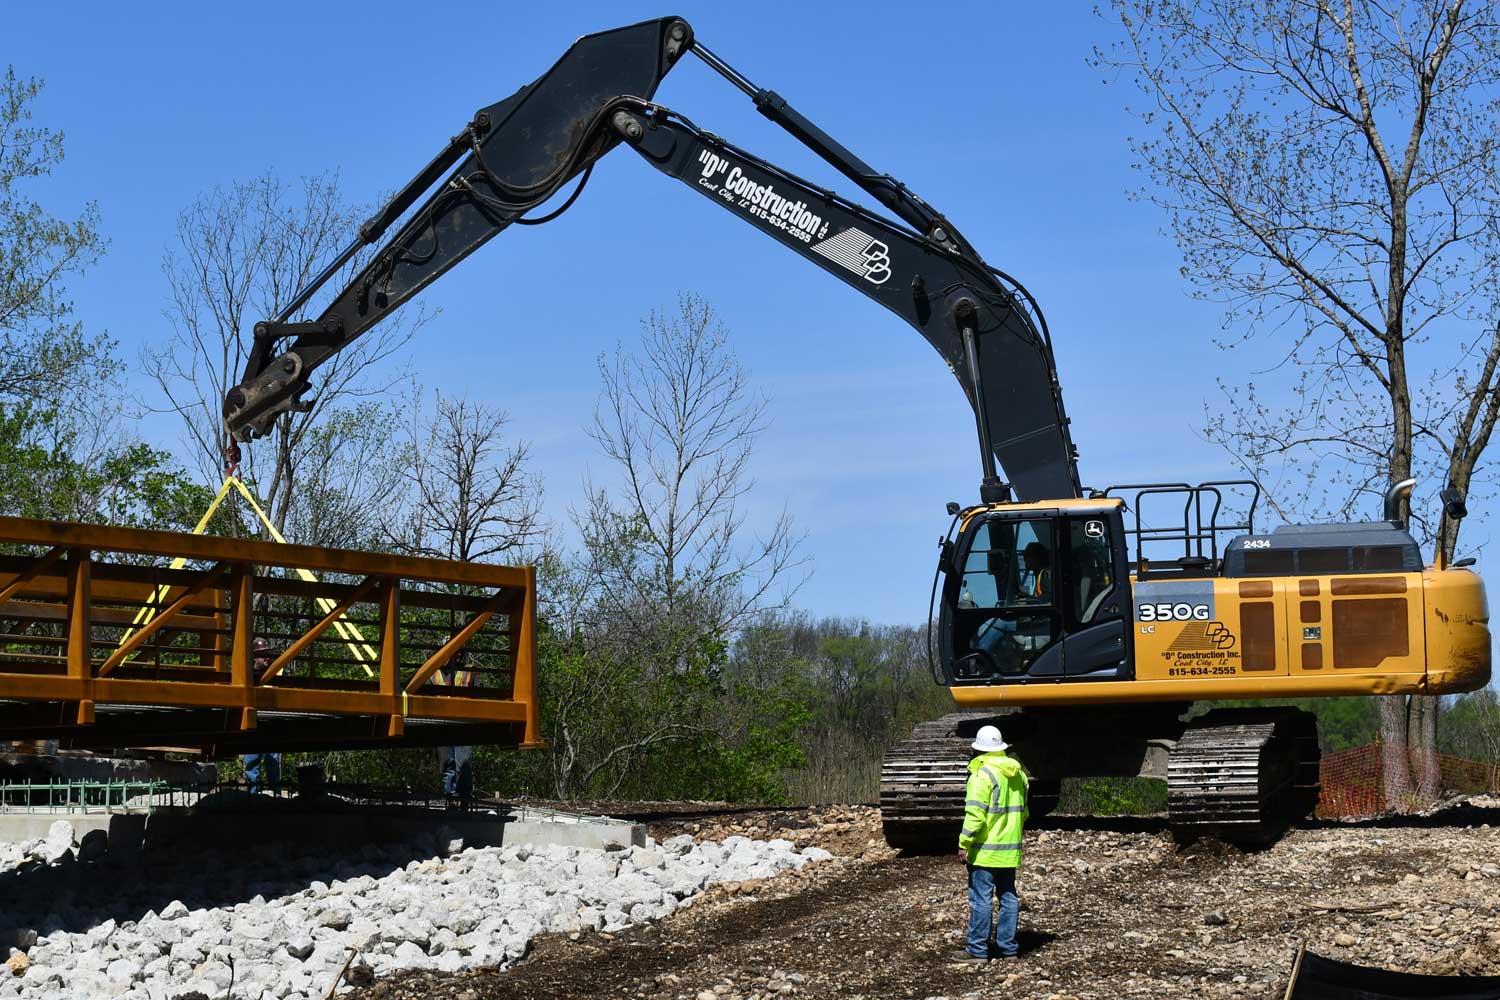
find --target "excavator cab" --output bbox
[939,499,1133,685]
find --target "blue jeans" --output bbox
[242,753,281,794]
[966,865,1018,957]
[437,746,473,801]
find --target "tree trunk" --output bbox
[1407,694,1441,803]
[1379,696,1414,810]
[1438,512,1461,568]
[1375,154,1424,804]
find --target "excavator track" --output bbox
[879,712,1059,853]
[881,706,1321,851]
[880,713,992,852]
[1166,707,1321,844]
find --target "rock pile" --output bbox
[652,805,889,860]
[0,820,832,1000]
[0,819,80,867]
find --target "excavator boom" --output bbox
[621,109,1078,502]
[223,16,1083,502]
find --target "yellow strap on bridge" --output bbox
[117,476,377,677]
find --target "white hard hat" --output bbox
[971,725,1008,752]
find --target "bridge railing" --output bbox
[0,517,539,754]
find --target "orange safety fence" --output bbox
[1316,741,1500,817]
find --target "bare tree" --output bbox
[146,171,428,536]
[277,400,406,550]
[386,390,543,562]
[583,291,805,650]
[536,545,715,798]
[541,293,806,797]
[1101,0,1500,806]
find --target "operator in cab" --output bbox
[955,725,1029,963]
[1021,542,1051,601]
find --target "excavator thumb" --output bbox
[225,16,692,441]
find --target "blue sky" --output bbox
[10,2,1460,626]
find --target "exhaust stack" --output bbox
[1384,477,1417,526]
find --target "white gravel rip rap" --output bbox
[0,819,833,1000]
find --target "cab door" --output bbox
[1059,512,1131,677]
[949,513,1065,679]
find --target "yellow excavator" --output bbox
[217,17,1491,846]
[882,480,1489,847]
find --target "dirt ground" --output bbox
[348,799,1500,1000]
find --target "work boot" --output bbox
[949,950,988,964]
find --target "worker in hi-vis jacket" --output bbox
[954,724,1029,962]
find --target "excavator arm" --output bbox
[223,16,1082,502]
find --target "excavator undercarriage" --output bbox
[880,705,1322,851]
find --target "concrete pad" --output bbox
[500,806,644,851]
[0,767,639,851]
[0,811,148,854]
[0,812,114,843]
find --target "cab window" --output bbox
[952,517,1059,679]
[958,518,1054,609]
[1067,517,1117,626]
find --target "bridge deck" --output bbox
[0,517,539,753]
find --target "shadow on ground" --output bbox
[0,796,471,937]
[1305,801,1500,831]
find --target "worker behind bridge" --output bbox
[242,638,281,794]
[434,657,475,809]
[955,724,1029,962]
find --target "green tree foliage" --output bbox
[728,614,952,805]
[1058,777,1167,817]
[1193,697,1380,753]
[469,609,947,806]
[527,297,807,801]
[0,68,111,405]
[0,404,215,530]
[529,533,804,802]
[1437,688,1500,764]
[0,69,209,532]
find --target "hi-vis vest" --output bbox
[1028,568,1051,599]
[958,751,1029,867]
